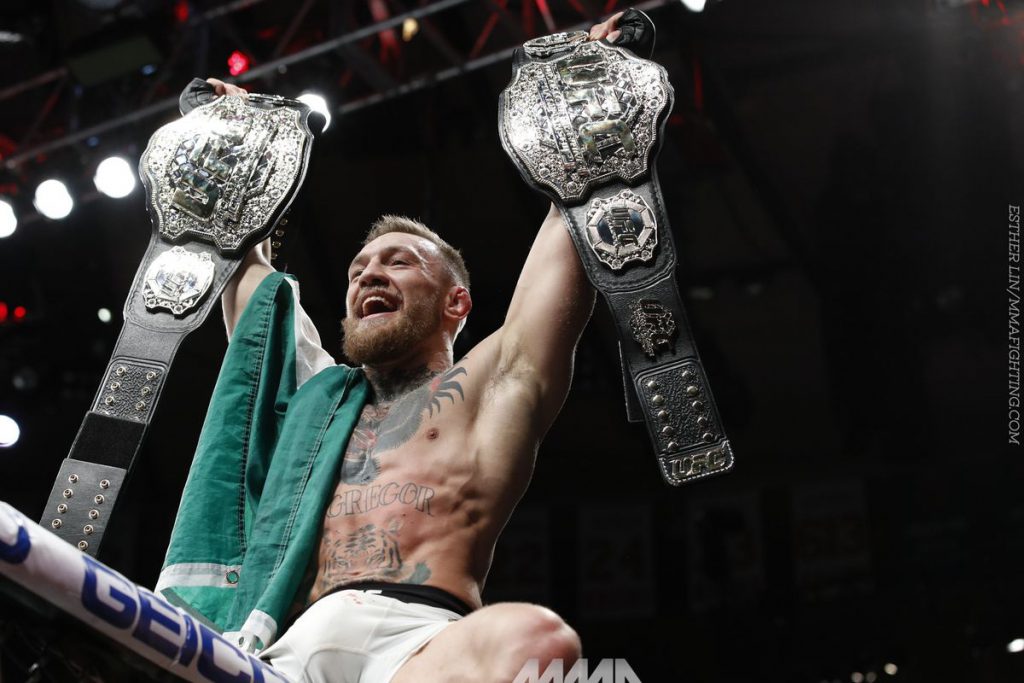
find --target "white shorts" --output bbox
[259,589,462,683]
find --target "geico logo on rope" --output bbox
[513,658,641,683]
[79,556,291,683]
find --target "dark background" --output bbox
[0,1,1022,681]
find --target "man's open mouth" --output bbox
[359,294,400,319]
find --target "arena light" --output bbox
[0,414,20,447]
[12,367,38,392]
[34,179,74,220]
[97,307,112,323]
[297,92,331,132]
[681,0,722,10]
[0,199,16,238]
[174,0,189,23]
[402,17,419,41]
[227,50,251,77]
[1008,638,1024,653]
[883,663,897,676]
[94,156,136,198]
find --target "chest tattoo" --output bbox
[340,366,467,485]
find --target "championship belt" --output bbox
[40,86,323,556]
[498,27,735,486]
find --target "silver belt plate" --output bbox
[501,40,672,204]
[140,95,310,254]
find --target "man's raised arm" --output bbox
[496,204,596,428]
[221,237,275,337]
[488,14,637,429]
[198,77,278,338]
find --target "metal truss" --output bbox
[1,0,673,171]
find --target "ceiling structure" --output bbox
[0,0,672,172]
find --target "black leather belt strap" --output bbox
[498,19,735,485]
[41,85,323,555]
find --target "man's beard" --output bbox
[342,290,443,367]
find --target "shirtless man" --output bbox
[204,12,627,683]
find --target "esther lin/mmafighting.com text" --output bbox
[1010,204,1021,445]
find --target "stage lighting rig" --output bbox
[93,156,136,199]
[0,199,16,238]
[0,415,20,448]
[297,93,332,132]
[680,0,722,11]
[33,180,73,220]
[227,50,251,77]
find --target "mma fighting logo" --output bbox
[513,658,642,683]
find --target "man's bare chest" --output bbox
[338,365,470,486]
[314,366,478,587]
